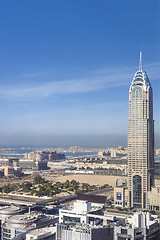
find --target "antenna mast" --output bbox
[139,52,142,71]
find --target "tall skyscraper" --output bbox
[128,52,154,209]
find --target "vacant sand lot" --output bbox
[49,174,160,187]
[49,174,127,187]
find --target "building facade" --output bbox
[59,200,103,225]
[56,223,113,240]
[128,53,154,209]
[114,212,160,240]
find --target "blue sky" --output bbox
[0,0,159,147]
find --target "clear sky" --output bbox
[0,0,159,147]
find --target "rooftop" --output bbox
[27,226,56,237]
[58,223,109,233]
[0,205,22,215]
[4,212,54,230]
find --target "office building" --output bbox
[128,52,154,209]
[59,200,103,225]
[57,200,114,240]
[56,223,113,240]
[114,186,128,209]
[148,185,160,211]
[114,212,160,240]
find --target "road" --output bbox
[0,187,113,206]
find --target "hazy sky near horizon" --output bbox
[0,0,159,147]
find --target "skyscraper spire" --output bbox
[139,51,142,71]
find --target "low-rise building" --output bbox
[1,212,55,240]
[33,160,48,171]
[116,179,127,187]
[19,159,48,171]
[0,206,23,240]
[0,166,21,177]
[19,159,34,170]
[25,151,65,162]
[0,159,13,167]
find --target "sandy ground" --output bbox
[48,174,160,187]
[0,174,159,188]
[47,174,127,187]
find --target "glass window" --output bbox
[133,175,142,208]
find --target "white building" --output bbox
[56,223,113,240]
[114,212,160,240]
[1,212,55,240]
[59,200,103,225]
[26,226,56,240]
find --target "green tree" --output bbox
[71,180,78,185]
[64,180,70,189]
[36,190,44,197]
[75,189,82,194]
[22,182,32,192]
[34,174,43,184]
[31,189,37,195]
[3,185,11,193]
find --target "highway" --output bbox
[0,187,113,206]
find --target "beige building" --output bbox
[114,186,128,208]
[128,53,154,209]
[0,166,14,177]
[148,186,160,211]
[155,149,160,155]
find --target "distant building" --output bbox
[116,179,127,187]
[117,146,124,150]
[0,166,21,177]
[25,151,65,162]
[0,158,21,176]
[33,160,48,171]
[19,159,34,170]
[111,149,116,158]
[19,159,48,171]
[0,159,13,167]
[48,151,65,161]
[155,149,160,155]
[98,151,110,157]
